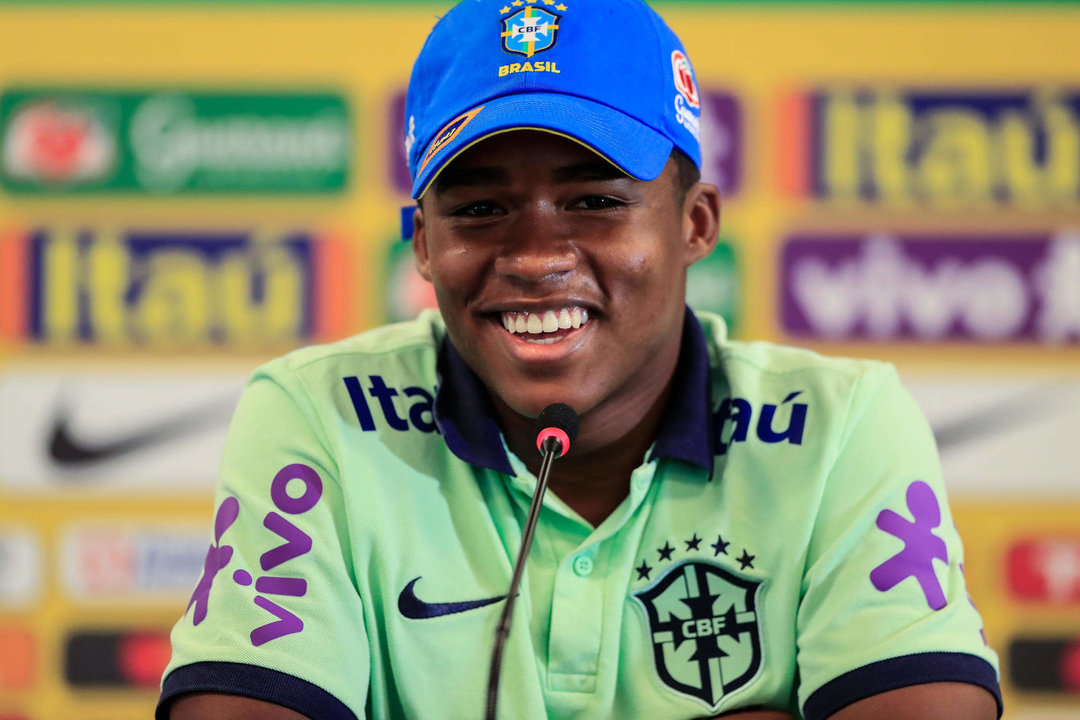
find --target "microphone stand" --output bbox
[484,435,561,720]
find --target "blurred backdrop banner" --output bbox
[0,2,1078,719]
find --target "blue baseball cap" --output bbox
[404,0,702,199]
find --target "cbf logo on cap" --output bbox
[404,0,702,199]
[501,4,563,57]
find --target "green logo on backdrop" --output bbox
[687,239,740,333]
[383,237,437,323]
[0,89,350,194]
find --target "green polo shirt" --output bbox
[158,308,1000,720]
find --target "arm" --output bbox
[171,693,312,720]
[157,361,368,720]
[828,683,996,720]
[795,364,1001,720]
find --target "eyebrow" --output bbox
[433,160,634,196]
[552,161,633,184]
[433,166,508,195]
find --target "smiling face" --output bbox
[413,130,718,446]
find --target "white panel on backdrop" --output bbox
[904,376,1080,498]
[60,523,209,603]
[0,369,245,494]
[0,527,42,607]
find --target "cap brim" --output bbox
[411,92,674,199]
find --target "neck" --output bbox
[495,363,676,528]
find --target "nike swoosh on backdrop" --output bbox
[48,397,235,467]
[398,577,505,619]
[931,384,1071,452]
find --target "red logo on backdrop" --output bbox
[1007,537,1080,603]
[671,50,700,109]
[2,101,115,183]
[118,631,173,688]
[65,628,172,688]
[1066,642,1080,692]
[0,628,34,689]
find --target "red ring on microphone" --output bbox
[536,428,570,457]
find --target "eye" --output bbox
[572,195,626,211]
[452,200,502,218]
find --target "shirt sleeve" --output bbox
[157,358,367,720]
[796,363,1001,720]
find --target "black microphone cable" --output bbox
[484,402,579,720]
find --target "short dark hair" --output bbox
[671,147,700,201]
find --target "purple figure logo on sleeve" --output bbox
[187,496,240,625]
[184,463,324,647]
[870,480,949,610]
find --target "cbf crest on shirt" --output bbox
[634,560,763,709]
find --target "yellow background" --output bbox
[0,3,1078,719]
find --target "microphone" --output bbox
[484,403,579,720]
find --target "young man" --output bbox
[158,1,1001,718]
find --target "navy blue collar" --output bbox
[434,306,714,476]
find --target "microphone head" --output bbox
[535,403,579,458]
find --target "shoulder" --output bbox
[218,311,448,455]
[694,309,897,420]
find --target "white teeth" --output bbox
[499,307,591,336]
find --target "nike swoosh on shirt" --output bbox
[398,577,505,619]
[48,398,235,468]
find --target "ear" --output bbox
[681,182,721,267]
[411,205,432,281]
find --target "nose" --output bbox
[493,205,578,285]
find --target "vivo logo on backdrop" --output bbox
[779,230,1080,344]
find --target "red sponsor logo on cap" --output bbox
[671,50,699,109]
[1007,537,1080,603]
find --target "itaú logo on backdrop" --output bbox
[0,226,353,348]
[780,87,1080,208]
